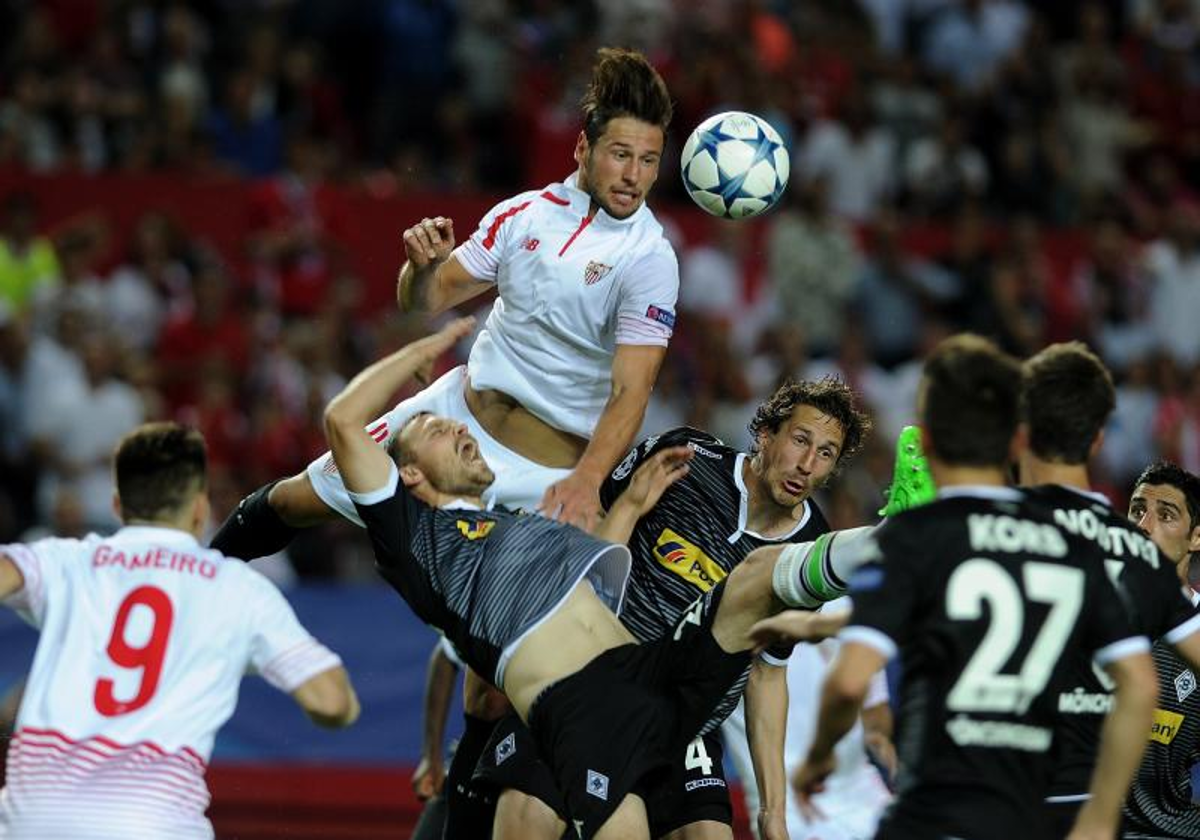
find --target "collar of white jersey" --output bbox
[558,172,649,227]
[727,452,812,543]
[441,496,496,512]
[113,525,201,548]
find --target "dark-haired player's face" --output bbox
[758,405,845,508]
[576,117,664,219]
[1129,482,1200,576]
[401,414,495,496]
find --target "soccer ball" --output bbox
[680,111,789,219]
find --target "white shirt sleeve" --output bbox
[1,540,69,627]
[453,191,539,282]
[614,245,680,346]
[243,572,344,693]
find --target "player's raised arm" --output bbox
[324,317,475,492]
[541,342,667,529]
[291,664,360,729]
[0,552,23,601]
[397,217,492,314]
[591,444,692,544]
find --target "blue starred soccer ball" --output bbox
[680,111,790,219]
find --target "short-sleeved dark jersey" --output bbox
[843,487,1145,840]
[600,427,835,730]
[1023,484,1200,801]
[353,467,632,687]
[1123,633,1200,839]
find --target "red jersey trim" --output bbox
[481,201,533,250]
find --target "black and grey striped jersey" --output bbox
[1022,484,1200,802]
[1123,632,1200,839]
[352,466,631,687]
[845,487,1145,840]
[600,426,835,731]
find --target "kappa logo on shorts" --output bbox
[1176,669,1197,703]
[495,733,516,765]
[653,528,728,592]
[456,520,496,540]
[586,769,609,800]
[583,260,612,285]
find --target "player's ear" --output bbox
[111,491,123,522]
[1188,522,1200,554]
[399,464,424,489]
[1010,423,1029,466]
[192,492,211,536]
[573,130,589,167]
[1088,427,1105,461]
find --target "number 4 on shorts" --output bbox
[685,737,713,775]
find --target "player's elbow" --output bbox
[824,668,870,708]
[323,398,358,443]
[294,666,361,729]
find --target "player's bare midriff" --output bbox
[464,380,587,469]
[503,580,635,721]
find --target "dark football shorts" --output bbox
[525,581,750,840]
[474,711,567,818]
[644,731,732,836]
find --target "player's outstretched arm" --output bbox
[749,608,851,649]
[592,445,692,544]
[1068,650,1158,840]
[397,217,491,314]
[793,641,885,818]
[0,553,24,601]
[540,343,667,530]
[324,317,475,493]
[291,665,360,729]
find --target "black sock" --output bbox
[209,482,300,561]
[443,714,499,840]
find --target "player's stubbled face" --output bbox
[760,405,845,508]
[577,116,664,219]
[406,414,495,495]
[1129,482,1200,575]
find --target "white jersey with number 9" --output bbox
[0,526,341,840]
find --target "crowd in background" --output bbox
[3,0,1200,580]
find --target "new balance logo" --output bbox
[521,237,540,251]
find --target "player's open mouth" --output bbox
[612,189,639,205]
[783,479,806,496]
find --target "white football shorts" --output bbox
[306,365,572,525]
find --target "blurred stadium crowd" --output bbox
[3,0,1200,580]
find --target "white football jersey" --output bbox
[0,526,342,840]
[456,173,679,438]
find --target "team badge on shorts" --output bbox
[1176,669,1196,703]
[586,769,609,800]
[583,261,612,285]
[495,733,516,765]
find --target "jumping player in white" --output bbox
[0,423,359,840]
[209,46,679,840]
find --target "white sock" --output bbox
[771,525,878,608]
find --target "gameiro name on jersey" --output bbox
[0,527,341,840]
[842,487,1147,840]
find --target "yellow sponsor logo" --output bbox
[1150,708,1184,745]
[653,528,727,591]
[456,520,496,540]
